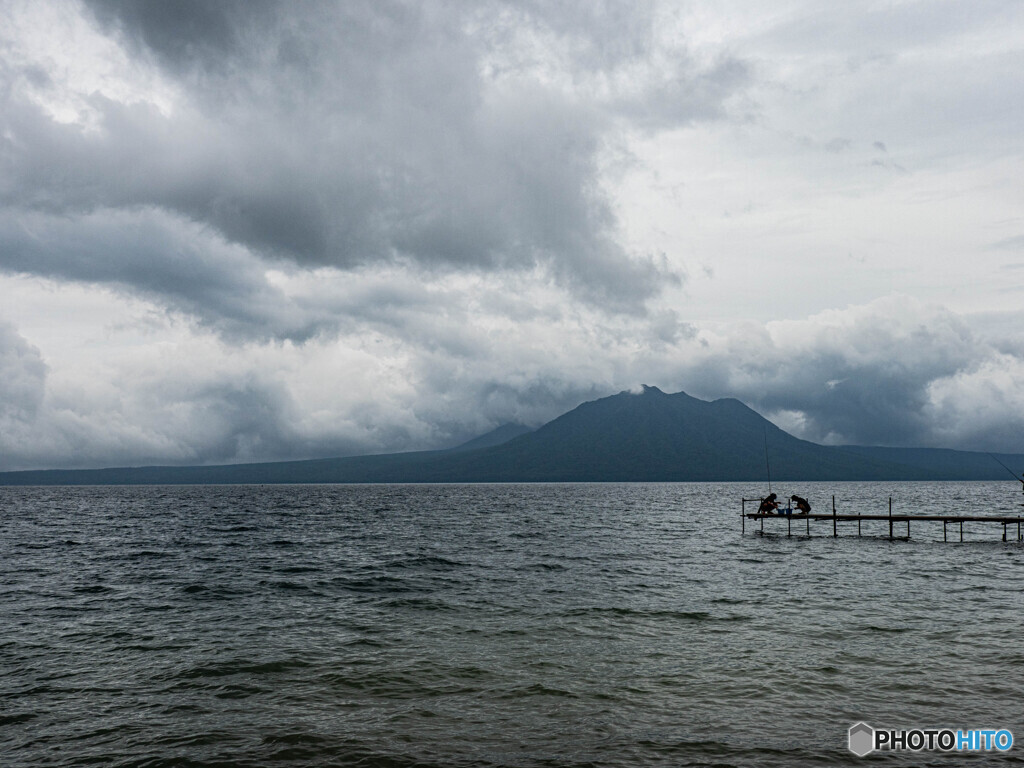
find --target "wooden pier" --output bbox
[742,496,1024,542]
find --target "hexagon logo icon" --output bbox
[849,722,874,756]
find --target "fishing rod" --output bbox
[987,453,1024,486]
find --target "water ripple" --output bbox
[2,481,1022,766]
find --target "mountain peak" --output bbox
[625,384,665,395]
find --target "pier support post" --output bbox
[943,521,947,542]
[960,521,963,542]
[806,514,810,536]
[741,499,745,534]
[1003,523,1007,542]
[889,497,893,540]
[788,516,791,538]
[833,496,837,538]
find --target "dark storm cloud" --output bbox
[0,208,327,341]
[0,0,747,331]
[682,301,1013,449]
[86,0,280,75]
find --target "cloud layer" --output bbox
[2,1,1024,470]
[2,0,747,335]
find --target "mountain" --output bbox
[839,445,1024,482]
[444,423,534,452]
[427,385,932,482]
[1,386,1021,484]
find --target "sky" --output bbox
[2,0,1024,471]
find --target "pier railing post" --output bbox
[741,499,745,534]
[833,496,837,538]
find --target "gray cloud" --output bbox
[86,0,280,75]
[989,235,1024,251]
[0,320,379,470]
[2,1,1023,471]
[2,291,1023,471]
[824,137,852,153]
[0,0,751,330]
[0,207,326,341]
[680,299,1022,450]
[0,321,47,425]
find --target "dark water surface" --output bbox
[2,482,1024,767]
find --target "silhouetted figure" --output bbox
[758,493,779,514]
[791,494,811,514]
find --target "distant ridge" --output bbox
[1,387,1022,484]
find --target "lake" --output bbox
[2,482,1023,766]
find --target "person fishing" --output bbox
[757,493,780,515]
[790,494,811,514]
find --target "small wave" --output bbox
[0,712,36,726]
[124,643,192,652]
[257,578,321,594]
[279,565,321,574]
[173,658,312,681]
[340,576,417,594]
[73,584,112,594]
[521,562,567,571]
[862,625,911,633]
[379,597,455,612]
[499,682,580,699]
[561,606,750,623]
[385,555,467,570]
[213,682,264,699]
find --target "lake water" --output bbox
[2,482,1023,767]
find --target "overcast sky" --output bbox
[2,0,1024,470]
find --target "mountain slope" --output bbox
[1,387,1020,484]
[444,423,534,452]
[840,445,1024,482]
